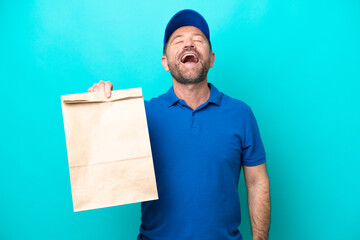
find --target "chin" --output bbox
[175,76,205,85]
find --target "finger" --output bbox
[105,81,113,98]
[93,83,99,92]
[98,81,105,93]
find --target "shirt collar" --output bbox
[166,82,222,108]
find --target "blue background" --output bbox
[1,0,359,239]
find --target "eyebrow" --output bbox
[171,35,184,44]
[170,33,205,44]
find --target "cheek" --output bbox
[168,53,180,64]
[167,55,176,65]
[169,45,183,58]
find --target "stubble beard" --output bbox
[168,54,211,85]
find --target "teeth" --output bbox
[181,53,198,62]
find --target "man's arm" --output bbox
[243,163,270,240]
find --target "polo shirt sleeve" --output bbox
[241,106,266,167]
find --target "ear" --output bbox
[161,55,169,71]
[209,52,215,68]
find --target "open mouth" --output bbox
[180,52,199,64]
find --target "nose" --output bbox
[183,38,196,50]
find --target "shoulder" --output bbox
[144,91,172,121]
[220,92,254,116]
[144,91,169,109]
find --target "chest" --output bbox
[146,105,245,177]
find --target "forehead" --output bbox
[169,26,206,40]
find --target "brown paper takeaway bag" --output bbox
[61,88,158,212]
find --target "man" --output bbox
[88,9,270,240]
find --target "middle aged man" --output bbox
[88,9,270,240]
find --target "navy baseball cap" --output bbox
[163,9,210,50]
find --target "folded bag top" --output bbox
[62,87,143,103]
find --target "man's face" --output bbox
[161,26,215,84]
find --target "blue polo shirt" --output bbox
[138,83,266,240]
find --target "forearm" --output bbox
[247,181,270,240]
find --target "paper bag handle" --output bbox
[61,88,143,104]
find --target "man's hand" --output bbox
[88,80,113,98]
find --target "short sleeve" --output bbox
[241,107,266,166]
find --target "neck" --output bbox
[172,78,210,110]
